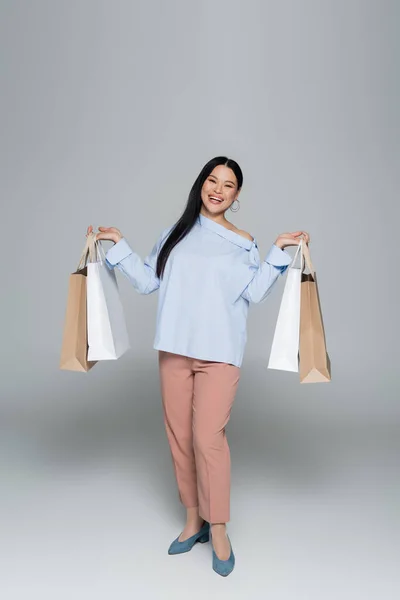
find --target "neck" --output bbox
[200,207,230,226]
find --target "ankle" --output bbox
[185,507,203,526]
[187,516,204,526]
[211,523,226,534]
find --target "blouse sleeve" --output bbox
[239,242,292,304]
[105,226,173,294]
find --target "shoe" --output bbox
[168,520,210,555]
[211,531,235,577]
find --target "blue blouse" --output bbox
[105,213,292,367]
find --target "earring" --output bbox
[230,199,240,212]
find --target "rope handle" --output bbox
[301,240,315,278]
[77,232,104,271]
[289,238,315,278]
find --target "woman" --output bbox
[87,156,310,577]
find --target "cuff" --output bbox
[105,237,133,266]
[264,244,292,268]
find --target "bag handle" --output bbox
[95,239,106,264]
[290,239,304,269]
[77,232,98,271]
[288,238,315,279]
[301,240,315,279]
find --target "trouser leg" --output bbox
[192,360,240,523]
[158,350,198,508]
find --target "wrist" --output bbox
[275,240,284,250]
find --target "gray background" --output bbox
[1,1,399,598]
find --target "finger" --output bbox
[295,232,309,241]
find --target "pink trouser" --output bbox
[158,350,241,524]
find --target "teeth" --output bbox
[210,196,222,202]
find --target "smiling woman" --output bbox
[201,165,239,212]
[86,155,310,577]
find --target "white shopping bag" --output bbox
[85,234,130,361]
[267,241,304,372]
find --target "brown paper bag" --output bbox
[299,244,331,383]
[59,237,97,372]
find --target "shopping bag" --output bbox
[86,234,130,361]
[299,243,331,383]
[267,241,304,372]
[59,238,97,372]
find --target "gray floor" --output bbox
[1,397,399,600]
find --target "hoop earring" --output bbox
[230,199,240,212]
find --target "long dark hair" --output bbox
[156,156,243,279]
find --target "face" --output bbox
[200,165,240,215]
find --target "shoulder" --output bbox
[233,227,254,242]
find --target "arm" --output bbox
[105,226,172,294]
[240,243,292,304]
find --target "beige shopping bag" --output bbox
[59,237,97,372]
[299,243,331,383]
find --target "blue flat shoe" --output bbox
[168,520,210,555]
[211,532,235,577]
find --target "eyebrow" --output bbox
[208,175,236,185]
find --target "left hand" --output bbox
[275,231,310,249]
[86,225,123,245]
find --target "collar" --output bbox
[197,213,256,250]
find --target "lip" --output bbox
[209,194,224,202]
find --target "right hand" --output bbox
[86,225,123,245]
[274,231,310,249]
